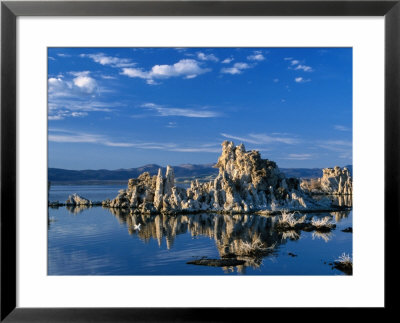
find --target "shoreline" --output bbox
[48,202,351,216]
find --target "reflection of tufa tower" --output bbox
[108,209,283,269]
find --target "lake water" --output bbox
[48,185,353,275]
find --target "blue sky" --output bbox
[48,47,352,170]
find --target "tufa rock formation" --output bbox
[65,193,101,206]
[103,141,333,214]
[301,166,352,195]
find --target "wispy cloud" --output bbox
[317,139,352,156]
[101,75,117,80]
[247,51,265,61]
[141,103,219,118]
[284,153,313,160]
[48,70,124,120]
[294,77,311,83]
[121,59,211,84]
[221,62,251,75]
[80,53,136,68]
[48,111,88,120]
[221,133,299,145]
[221,57,234,64]
[334,125,351,132]
[287,59,313,72]
[294,64,313,72]
[197,52,219,62]
[48,129,221,153]
[166,122,177,128]
[57,53,71,58]
[323,140,352,147]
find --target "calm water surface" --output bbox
[48,185,352,275]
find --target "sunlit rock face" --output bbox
[301,166,352,195]
[65,193,92,206]
[105,141,333,213]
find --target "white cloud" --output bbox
[221,62,251,75]
[49,71,98,97]
[334,125,351,132]
[295,77,311,83]
[197,52,219,62]
[121,59,210,84]
[288,59,313,72]
[222,57,234,64]
[81,53,135,68]
[121,67,148,79]
[295,64,313,72]
[141,103,219,118]
[57,53,71,58]
[247,51,265,61]
[73,74,97,94]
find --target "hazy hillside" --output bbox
[49,164,352,184]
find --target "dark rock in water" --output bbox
[333,262,353,275]
[341,227,353,233]
[314,225,336,233]
[288,252,298,257]
[48,201,63,208]
[221,253,237,259]
[187,258,246,267]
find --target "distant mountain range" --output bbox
[48,164,352,184]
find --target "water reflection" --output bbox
[102,208,351,272]
[330,210,351,222]
[313,194,352,207]
[312,231,333,243]
[66,205,92,215]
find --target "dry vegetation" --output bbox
[277,211,307,228]
[311,216,335,229]
[234,235,275,257]
[333,253,353,275]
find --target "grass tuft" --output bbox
[311,216,335,229]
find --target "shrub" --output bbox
[278,211,306,228]
[311,216,335,229]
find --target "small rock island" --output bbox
[100,141,351,214]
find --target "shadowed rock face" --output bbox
[301,166,352,195]
[104,141,333,213]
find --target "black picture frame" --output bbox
[1,0,399,321]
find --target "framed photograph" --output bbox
[1,0,398,321]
